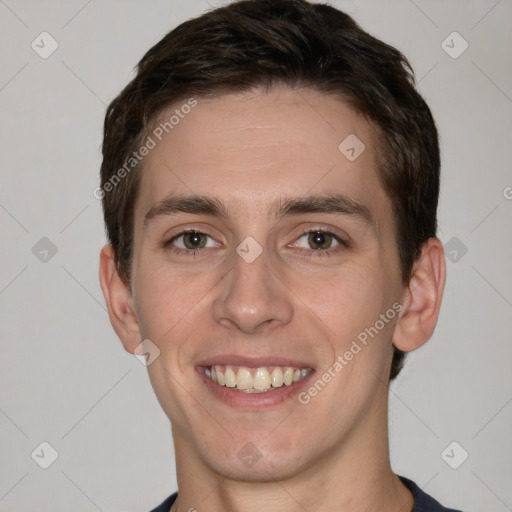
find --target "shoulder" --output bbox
[398,475,464,512]
[148,492,177,512]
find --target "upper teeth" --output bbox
[205,365,311,392]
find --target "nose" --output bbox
[211,249,294,334]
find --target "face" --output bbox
[128,86,406,481]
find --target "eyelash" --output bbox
[163,228,348,258]
[163,229,212,258]
[290,229,348,258]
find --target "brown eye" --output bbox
[166,230,218,252]
[290,230,346,256]
[182,231,207,249]
[307,231,335,250]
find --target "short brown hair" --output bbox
[100,0,440,380]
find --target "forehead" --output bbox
[134,86,388,225]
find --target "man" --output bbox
[98,1,462,510]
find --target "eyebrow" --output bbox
[145,195,228,225]
[144,193,372,226]
[275,194,372,223]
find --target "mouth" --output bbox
[203,364,312,393]
[196,356,314,409]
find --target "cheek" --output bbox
[297,264,386,336]
[133,260,213,343]
[296,263,398,380]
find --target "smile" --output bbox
[204,365,312,393]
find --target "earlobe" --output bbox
[99,245,141,353]
[393,238,446,353]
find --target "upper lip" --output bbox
[196,354,314,369]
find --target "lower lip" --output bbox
[196,367,314,409]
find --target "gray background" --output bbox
[1,0,511,510]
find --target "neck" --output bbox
[170,390,414,512]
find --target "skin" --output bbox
[99,86,446,512]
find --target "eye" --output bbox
[165,230,218,252]
[293,230,344,251]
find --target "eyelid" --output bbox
[164,228,220,249]
[163,226,349,256]
[288,226,349,247]
[295,231,342,245]
[162,223,222,243]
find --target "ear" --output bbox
[99,244,141,354]
[393,238,446,352]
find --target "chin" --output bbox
[198,434,317,483]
